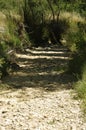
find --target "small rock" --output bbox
[2,111,7,114]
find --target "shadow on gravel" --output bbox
[2,57,76,92]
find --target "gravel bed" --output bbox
[0,47,86,130]
[0,88,86,130]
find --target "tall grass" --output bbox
[0,0,29,79]
[60,12,85,50]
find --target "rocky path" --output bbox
[0,46,86,130]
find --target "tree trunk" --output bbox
[47,0,55,21]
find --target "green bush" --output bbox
[68,21,86,75]
[68,54,85,75]
[75,64,86,115]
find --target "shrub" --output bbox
[67,20,86,75]
[75,64,86,115]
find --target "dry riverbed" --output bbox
[0,47,86,130]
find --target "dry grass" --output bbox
[60,11,85,23]
[0,11,8,40]
[8,11,23,23]
[46,11,85,24]
[0,11,22,42]
[0,11,7,27]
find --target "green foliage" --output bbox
[42,26,49,41]
[76,22,86,53]
[69,53,86,75]
[0,0,24,14]
[23,0,86,46]
[0,41,9,57]
[76,81,86,98]
[68,21,86,75]
[0,41,10,79]
[0,1,28,78]
[75,64,86,115]
[0,0,86,78]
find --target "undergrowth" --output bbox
[74,64,86,117]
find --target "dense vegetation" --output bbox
[0,0,86,113]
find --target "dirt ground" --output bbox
[0,46,86,130]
